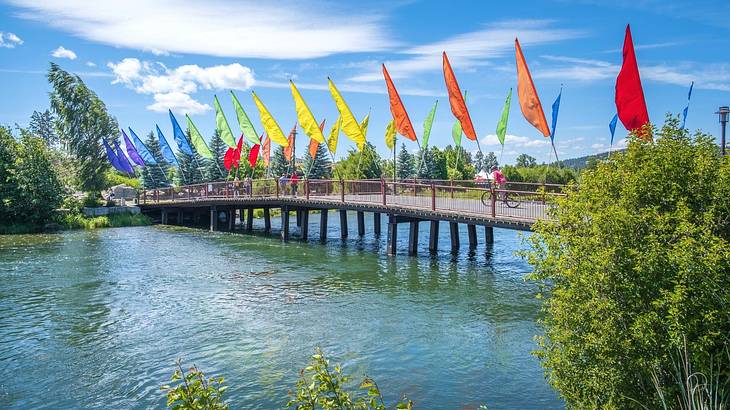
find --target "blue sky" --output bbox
[0,0,728,164]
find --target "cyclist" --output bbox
[491,166,506,191]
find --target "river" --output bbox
[0,213,561,409]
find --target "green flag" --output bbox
[496,88,512,146]
[185,114,214,159]
[360,113,370,138]
[451,91,467,147]
[230,90,260,145]
[422,100,438,148]
[214,95,236,148]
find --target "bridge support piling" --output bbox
[161,209,168,225]
[209,206,216,232]
[373,213,381,236]
[357,211,365,236]
[387,215,397,256]
[320,209,329,241]
[239,208,245,229]
[485,226,494,244]
[296,209,302,228]
[301,209,309,240]
[449,222,459,252]
[263,208,271,233]
[227,209,234,231]
[281,207,289,241]
[339,210,348,239]
[467,224,477,248]
[429,221,439,253]
[408,221,419,256]
[246,208,254,232]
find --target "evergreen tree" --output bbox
[140,131,170,189]
[515,153,537,167]
[48,63,118,195]
[28,109,58,148]
[396,143,415,180]
[474,150,484,173]
[270,145,289,177]
[443,145,475,180]
[417,146,447,179]
[483,151,498,171]
[206,130,228,181]
[303,142,332,179]
[334,142,382,179]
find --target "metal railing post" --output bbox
[431,183,436,211]
[305,180,310,200]
[340,179,345,203]
[491,187,497,218]
[381,179,386,205]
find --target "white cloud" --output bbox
[86,61,96,67]
[147,92,211,115]
[107,57,255,113]
[0,32,23,48]
[348,20,584,82]
[9,0,393,59]
[51,46,77,59]
[481,133,551,147]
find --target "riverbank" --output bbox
[0,212,152,234]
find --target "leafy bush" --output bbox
[62,213,151,230]
[161,359,228,410]
[525,117,730,408]
[105,169,140,189]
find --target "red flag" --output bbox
[615,24,650,140]
[443,52,476,141]
[232,135,244,168]
[249,143,260,168]
[261,134,270,165]
[308,119,326,158]
[283,123,296,161]
[223,147,235,170]
[383,64,417,141]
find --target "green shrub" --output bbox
[525,116,730,408]
[161,359,228,410]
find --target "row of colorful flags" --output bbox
[105,24,694,181]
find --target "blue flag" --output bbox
[609,114,619,146]
[128,127,157,165]
[550,88,562,142]
[113,140,136,175]
[122,129,145,167]
[103,138,126,174]
[681,81,693,130]
[169,110,193,155]
[156,125,179,167]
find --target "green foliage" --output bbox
[303,142,332,179]
[0,126,17,221]
[502,165,577,184]
[105,170,140,189]
[27,109,58,147]
[482,151,498,172]
[141,131,171,189]
[442,145,474,180]
[287,348,412,410]
[161,359,228,410]
[176,144,206,185]
[335,143,382,180]
[396,143,415,179]
[207,130,228,181]
[525,117,730,409]
[515,153,537,168]
[416,146,448,180]
[62,212,152,230]
[48,63,118,194]
[271,145,290,177]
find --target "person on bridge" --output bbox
[279,174,289,195]
[491,166,507,194]
[290,173,299,197]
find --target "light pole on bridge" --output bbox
[717,106,729,156]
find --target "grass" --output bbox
[62,213,152,230]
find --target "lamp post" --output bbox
[717,106,729,156]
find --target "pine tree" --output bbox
[474,150,484,173]
[303,143,332,179]
[206,130,228,181]
[397,143,415,180]
[176,135,206,186]
[270,145,289,177]
[483,151,499,172]
[416,146,446,179]
[28,109,59,148]
[140,131,170,189]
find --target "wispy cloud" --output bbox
[348,20,584,82]
[8,0,395,59]
[0,32,23,48]
[51,46,77,60]
[600,41,685,53]
[481,133,551,147]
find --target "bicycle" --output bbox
[481,187,521,209]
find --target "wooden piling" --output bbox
[228,209,234,231]
[373,212,381,236]
[281,207,289,241]
[408,220,419,256]
[357,211,365,236]
[320,209,329,241]
[467,224,477,248]
[301,209,309,240]
[161,209,168,225]
[387,214,397,256]
[340,210,348,239]
[429,220,439,252]
[449,222,459,252]
[263,208,271,233]
[209,206,216,232]
[246,208,254,232]
[485,226,494,244]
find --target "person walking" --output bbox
[290,172,299,197]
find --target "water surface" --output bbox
[0,214,561,409]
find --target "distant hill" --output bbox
[558,151,617,170]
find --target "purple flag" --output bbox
[122,129,145,167]
[103,138,126,173]
[113,140,136,175]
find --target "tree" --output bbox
[483,151,498,172]
[28,109,58,148]
[270,145,289,177]
[396,143,415,179]
[515,153,537,168]
[526,117,730,408]
[416,146,446,179]
[334,142,382,179]
[205,131,228,181]
[48,63,118,195]
[0,126,18,221]
[442,145,475,180]
[474,150,484,173]
[140,131,170,189]
[303,142,332,179]
[176,148,206,185]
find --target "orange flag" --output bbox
[308,119,326,158]
[382,64,417,141]
[443,52,476,141]
[261,134,271,165]
[283,123,297,162]
[515,38,550,137]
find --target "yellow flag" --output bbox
[385,119,396,150]
[251,91,288,147]
[360,113,370,138]
[327,78,366,151]
[327,116,341,155]
[290,81,325,144]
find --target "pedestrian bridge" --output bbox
[138,179,565,256]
